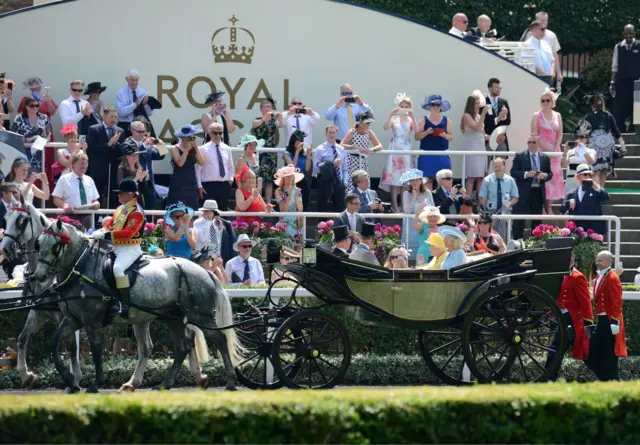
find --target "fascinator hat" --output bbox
[60,123,78,136]
[572,120,592,139]
[355,110,375,124]
[22,77,43,89]
[204,91,225,105]
[394,92,412,105]
[274,164,305,187]
[421,95,451,112]
[472,90,487,108]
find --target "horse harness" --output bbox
[3,207,37,256]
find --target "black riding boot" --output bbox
[114,276,131,319]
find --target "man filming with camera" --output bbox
[283,96,319,144]
[351,170,384,215]
[560,164,610,235]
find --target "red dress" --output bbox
[19,96,58,184]
[235,188,265,225]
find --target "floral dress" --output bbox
[380,117,413,190]
[11,113,49,172]
[277,186,302,242]
[252,116,279,182]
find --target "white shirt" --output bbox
[612,38,637,71]
[1,199,13,212]
[195,141,234,186]
[595,267,611,295]
[526,37,554,75]
[52,172,100,208]
[449,27,466,38]
[225,255,265,286]
[523,28,561,52]
[194,217,223,255]
[59,96,89,125]
[115,86,153,123]
[282,111,319,144]
[346,210,358,231]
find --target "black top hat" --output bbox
[360,222,376,238]
[333,225,351,243]
[113,178,139,194]
[146,96,162,110]
[120,140,147,158]
[83,82,106,95]
[205,91,225,105]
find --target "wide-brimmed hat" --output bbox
[113,178,138,194]
[439,225,466,242]
[120,140,146,158]
[238,134,265,149]
[164,201,195,225]
[355,110,374,124]
[426,233,446,249]
[399,169,425,185]
[421,94,451,112]
[419,206,446,225]
[174,125,199,139]
[233,233,257,252]
[489,125,508,151]
[205,91,225,105]
[84,82,106,95]
[333,225,351,243]
[274,164,305,187]
[576,164,591,175]
[360,222,376,238]
[198,199,220,213]
[21,77,43,89]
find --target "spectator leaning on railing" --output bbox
[162,202,196,259]
[52,152,100,229]
[193,199,236,264]
[196,122,235,211]
[479,156,518,238]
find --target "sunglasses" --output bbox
[441,177,453,180]
[239,244,253,249]
[460,20,468,23]
[527,141,538,145]
[291,102,303,105]
[210,131,223,136]
[172,213,185,219]
[541,99,552,103]
[430,103,442,107]
[390,255,403,260]
[133,129,146,134]
[28,104,40,109]
[341,92,354,96]
[71,88,83,93]
[581,173,593,177]
[187,136,196,141]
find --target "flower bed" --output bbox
[232,220,298,260]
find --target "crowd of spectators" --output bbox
[0,12,636,280]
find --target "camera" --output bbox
[582,179,593,191]
[344,97,356,103]
[453,184,462,189]
[296,108,306,114]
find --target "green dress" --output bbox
[417,222,438,263]
[252,116,279,182]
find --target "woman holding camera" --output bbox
[167,125,204,210]
[252,97,284,204]
[283,130,313,211]
[201,91,236,145]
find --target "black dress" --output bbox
[585,110,621,174]
[167,147,199,210]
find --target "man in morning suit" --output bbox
[586,250,626,381]
[332,193,365,242]
[510,133,553,240]
[86,105,124,209]
[544,253,594,381]
[349,222,380,266]
[332,225,352,257]
[559,164,610,235]
[483,78,511,152]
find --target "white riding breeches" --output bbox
[112,245,143,277]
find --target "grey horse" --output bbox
[0,200,83,389]
[32,218,242,392]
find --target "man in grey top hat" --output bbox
[349,222,380,266]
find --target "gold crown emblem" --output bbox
[211,15,255,64]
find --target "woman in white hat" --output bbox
[415,205,446,264]
[400,168,434,260]
[235,134,264,178]
[274,164,305,242]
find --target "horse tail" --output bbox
[207,270,244,365]
[190,325,211,364]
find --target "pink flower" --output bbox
[575,226,584,233]
[590,233,604,241]
[318,222,327,230]
[566,221,576,230]
[394,224,401,231]
[145,222,155,232]
[532,228,542,238]
[561,228,571,236]
[586,229,594,235]
[375,231,382,237]
[375,223,382,231]
[263,222,272,228]
[327,220,334,227]
[157,218,164,226]
[253,228,259,233]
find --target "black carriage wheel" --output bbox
[461,282,567,384]
[234,319,302,390]
[418,328,473,386]
[271,309,351,389]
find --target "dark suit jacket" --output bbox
[220,218,237,264]
[560,187,610,235]
[482,96,511,149]
[139,144,165,188]
[86,123,125,170]
[332,211,364,233]
[332,247,348,258]
[433,187,474,225]
[468,27,500,40]
[511,150,553,202]
[354,188,379,213]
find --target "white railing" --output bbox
[477,41,537,73]
[37,208,621,269]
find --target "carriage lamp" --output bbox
[266,239,280,264]
[302,240,317,265]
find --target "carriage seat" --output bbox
[102,253,150,294]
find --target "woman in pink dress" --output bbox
[531,89,563,215]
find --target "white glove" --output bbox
[610,324,620,335]
[91,230,106,240]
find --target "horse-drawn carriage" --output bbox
[233,240,572,389]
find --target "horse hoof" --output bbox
[24,373,37,390]
[225,385,238,391]
[65,386,81,394]
[196,375,209,389]
[118,384,135,393]
[86,385,99,394]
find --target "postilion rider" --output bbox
[89,178,145,319]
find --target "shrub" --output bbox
[581,49,614,94]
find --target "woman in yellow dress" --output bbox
[420,233,447,270]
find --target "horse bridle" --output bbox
[37,228,71,278]
[2,207,36,256]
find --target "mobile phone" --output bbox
[344,97,356,103]
[303,142,311,150]
[44,86,50,95]
[79,135,86,144]
[567,141,577,147]
[397,109,409,115]
[582,179,593,190]
[257,177,263,189]
[7,83,12,91]
[296,108,306,114]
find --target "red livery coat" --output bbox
[592,270,627,357]
[557,269,594,360]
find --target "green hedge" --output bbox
[1,383,640,443]
[349,0,640,54]
[2,354,640,390]
[3,298,640,362]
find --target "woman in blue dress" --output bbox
[400,169,434,262]
[163,202,196,259]
[274,164,304,244]
[439,225,468,270]
[282,130,313,211]
[415,95,454,189]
